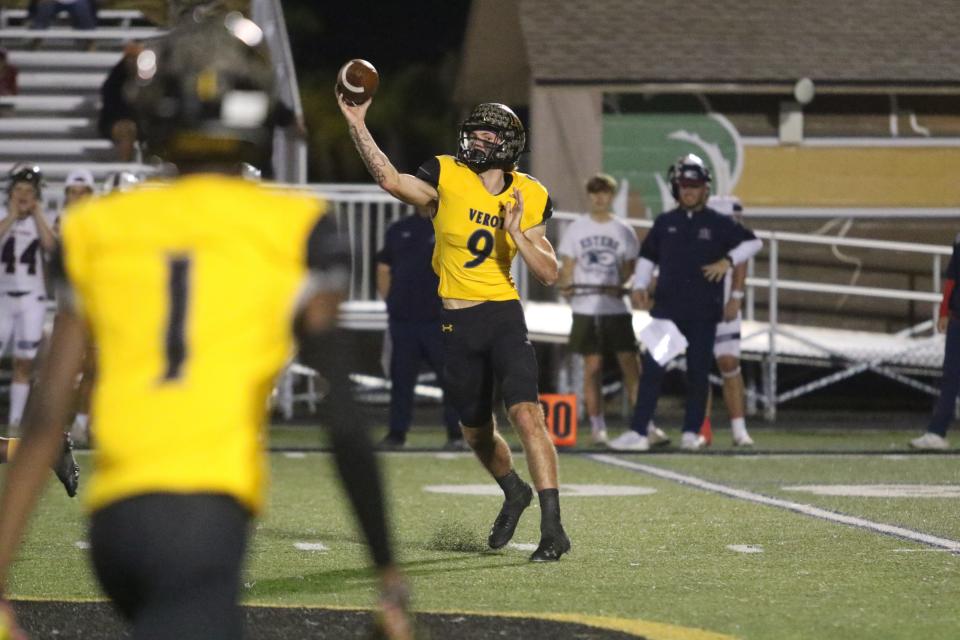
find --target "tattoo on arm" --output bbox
[349,124,391,185]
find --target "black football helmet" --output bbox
[667,153,712,199]
[128,11,276,166]
[456,103,526,171]
[6,163,43,199]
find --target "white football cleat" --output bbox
[591,426,609,445]
[69,421,90,448]
[647,425,671,447]
[732,432,754,447]
[909,432,949,450]
[680,432,706,451]
[607,430,650,451]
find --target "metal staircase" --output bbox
[0,8,163,201]
[0,1,307,205]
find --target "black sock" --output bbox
[538,488,561,532]
[495,470,527,501]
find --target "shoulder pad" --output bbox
[517,171,542,185]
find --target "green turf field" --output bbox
[3,426,959,639]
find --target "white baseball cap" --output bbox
[707,194,743,217]
[64,169,95,190]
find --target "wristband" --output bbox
[731,290,745,300]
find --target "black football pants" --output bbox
[630,317,717,435]
[90,493,250,640]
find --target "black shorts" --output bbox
[90,493,251,640]
[441,300,540,427]
[568,313,638,355]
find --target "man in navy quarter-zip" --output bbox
[375,212,465,450]
[910,233,960,450]
[608,154,762,451]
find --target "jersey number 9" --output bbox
[463,229,494,268]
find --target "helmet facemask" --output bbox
[457,128,507,171]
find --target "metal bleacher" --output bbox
[0,7,161,194]
[0,3,311,418]
[0,1,305,192]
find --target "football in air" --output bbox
[336,59,379,106]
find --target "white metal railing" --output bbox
[303,186,952,420]
[550,211,951,419]
[30,182,948,420]
[0,27,166,40]
[0,9,146,29]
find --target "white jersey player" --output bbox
[703,194,754,446]
[557,173,669,448]
[0,164,58,430]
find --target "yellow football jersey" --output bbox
[60,175,326,515]
[427,155,552,301]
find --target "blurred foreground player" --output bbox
[911,233,960,450]
[338,95,570,561]
[0,13,411,640]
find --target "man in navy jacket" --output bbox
[609,154,762,451]
[911,233,960,450]
[375,213,465,450]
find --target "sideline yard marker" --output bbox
[540,394,577,447]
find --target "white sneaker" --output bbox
[680,432,706,451]
[608,430,650,451]
[732,432,754,447]
[591,427,609,445]
[647,425,671,447]
[69,421,90,448]
[909,432,949,450]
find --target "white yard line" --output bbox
[590,454,960,552]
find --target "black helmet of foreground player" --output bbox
[128,11,276,169]
[457,103,526,172]
[667,153,712,199]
